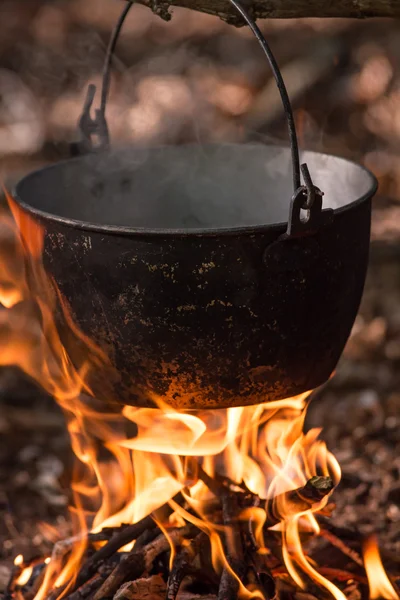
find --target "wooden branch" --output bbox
[134,0,400,25]
[72,492,184,593]
[93,526,192,600]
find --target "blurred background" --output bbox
[0,0,400,584]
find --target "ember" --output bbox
[1,196,399,600]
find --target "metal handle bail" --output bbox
[74,0,328,237]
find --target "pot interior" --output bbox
[15,144,375,231]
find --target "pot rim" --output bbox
[13,144,378,238]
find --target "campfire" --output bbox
[1,196,399,600]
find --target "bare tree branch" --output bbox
[135,0,400,24]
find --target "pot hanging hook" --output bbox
[72,1,134,155]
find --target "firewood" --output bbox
[89,525,130,543]
[316,568,368,585]
[64,573,105,600]
[217,491,245,600]
[114,574,166,600]
[166,533,208,600]
[265,476,334,527]
[93,526,193,600]
[272,566,368,585]
[73,492,183,592]
[317,516,359,540]
[217,568,239,600]
[197,466,334,527]
[319,528,364,568]
[246,538,276,600]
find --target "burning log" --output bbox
[197,465,334,526]
[166,532,208,600]
[248,550,276,600]
[218,493,245,600]
[265,476,334,527]
[74,515,156,588]
[218,568,239,600]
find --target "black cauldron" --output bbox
[13,1,377,409]
[14,143,376,408]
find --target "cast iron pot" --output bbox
[13,0,378,409]
[14,142,377,409]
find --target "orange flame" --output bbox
[14,555,24,567]
[0,190,393,600]
[363,536,400,600]
[15,566,33,588]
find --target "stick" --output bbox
[197,468,334,526]
[93,526,192,600]
[218,492,245,600]
[319,528,364,568]
[218,568,239,600]
[317,568,368,585]
[166,532,207,600]
[73,492,183,591]
[64,574,105,600]
[132,0,400,25]
[317,516,359,540]
[197,466,333,527]
[265,476,334,527]
[75,515,155,587]
[271,565,367,585]
[245,529,276,600]
[249,549,276,599]
[88,525,129,543]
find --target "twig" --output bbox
[132,527,160,551]
[197,467,334,529]
[46,537,88,600]
[271,566,367,585]
[196,465,223,497]
[4,565,19,600]
[166,532,207,600]
[24,564,48,600]
[88,525,129,543]
[243,522,276,600]
[218,491,245,600]
[73,493,183,591]
[93,526,193,600]
[218,568,239,600]
[265,477,334,527]
[65,573,105,600]
[317,516,359,540]
[197,465,253,500]
[249,548,276,600]
[317,567,367,585]
[74,515,155,588]
[319,528,364,568]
